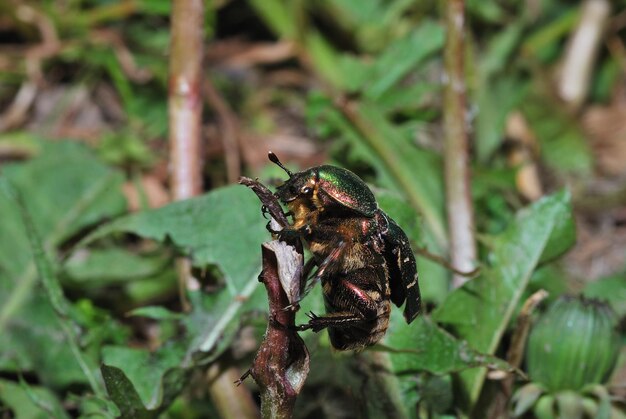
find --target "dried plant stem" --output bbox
[239,177,309,419]
[168,0,204,309]
[443,0,476,289]
[254,244,309,419]
[208,366,260,419]
[558,0,610,110]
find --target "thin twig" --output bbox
[0,81,37,132]
[239,177,290,227]
[168,0,205,310]
[414,245,480,278]
[443,0,476,289]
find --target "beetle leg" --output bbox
[265,220,277,234]
[294,311,365,332]
[295,270,380,332]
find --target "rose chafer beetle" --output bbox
[268,152,421,350]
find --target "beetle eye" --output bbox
[301,186,312,195]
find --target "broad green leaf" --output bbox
[0,379,69,419]
[83,185,267,285]
[386,314,511,375]
[101,365,155,419]
[0,179,104,396]
[82,185,269,359]
[583,275,626,318]
[63,248,169,286]
[101,345,189,411]
[384,312,511,417]
[433,191,575,408]
[0,140,125,388]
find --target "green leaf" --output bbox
[0,141,124,389]
[83,185,266,283]
[101,365,155,419]
[63,248,168,286]
[376,82,440,115]
[522,93,593,174]
[101,345,189,412]
[432,191,574,408]
[475,77,527,162]
[583,275,626,318]
[386,314,511,375]
[0,178,105,396]
[0,379,70,419]
[127,306,184,320]
[83,185,269,359]
[364,22,445,100]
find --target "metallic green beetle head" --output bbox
[269,152,378,216]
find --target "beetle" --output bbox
[268,152,420,350]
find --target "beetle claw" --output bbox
[261,205,270,219]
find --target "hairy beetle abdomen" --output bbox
[321,262,391,350]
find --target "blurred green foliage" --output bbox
[0,0,625,417]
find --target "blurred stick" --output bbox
[443,0,476,289]
[208,366,260,419]
[168,0,204,310]
[558,0,610,110]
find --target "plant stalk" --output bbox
[208,366,260,419]
[168,0,204,309]
[443,0,476,289]
[239,176,309,419]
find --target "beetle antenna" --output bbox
[268,151,293,177]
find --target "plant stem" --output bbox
[208,366,260,419]
[443,0,476,289]
[254,243,309,419]
[239,176,309,419]
[168,0,204,309]
[557,0,610,110]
